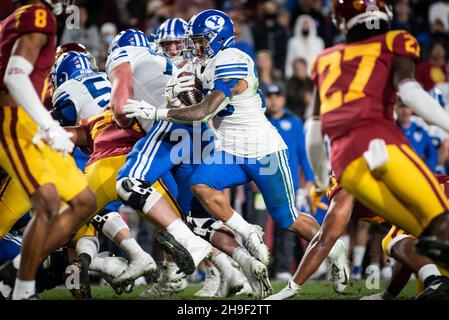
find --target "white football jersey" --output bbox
[201,47,286,158]
[106,46,177,131]
[52,71,111,122]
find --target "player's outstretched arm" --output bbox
[305,88,329,189]
[109,62,134,128]
[394,56,449,133]
[4,33,74,155]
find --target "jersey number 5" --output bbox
[318,43,381,115]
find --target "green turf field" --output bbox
[40,279,417,300]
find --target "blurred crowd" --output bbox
[3,0,449,284]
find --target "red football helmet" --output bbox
[332,0,393,32]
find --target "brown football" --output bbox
[177,71,204,106]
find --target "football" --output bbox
[177,71,204,106]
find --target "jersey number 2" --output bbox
[318,43,381,114]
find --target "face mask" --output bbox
[302,29,310,37]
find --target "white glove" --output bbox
[33,121,74,156]
[165,73,195,107]
[295,188,310,212]
[123,99,168,121]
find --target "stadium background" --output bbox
[1,0,448,296]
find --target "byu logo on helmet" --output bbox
[205,15,225,31]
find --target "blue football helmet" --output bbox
[51,51,95,89]
[156,18,188,65]
[108,29,152,54]
[429,87,446,108]
[187,9,235,59]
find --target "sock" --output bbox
[287,279,301,292]
[211,252,234,277]
[418,264,441,284]
[340,235,350,257]
[167,218,194,240]
[120,238,145,261]
[232,246,252,267]
[75,237,99,261]
[352,245,366,268]
[327,239,344,262]
[12,254,21,269]
[12,279,35,300]
[224,211,252,242]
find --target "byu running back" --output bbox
[123,9,349,299]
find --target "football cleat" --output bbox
[239,257,272,300]
[264,281,301,300]
[415,276,449,300]
[114,252,158,284]
[245,225,270,266]
[66,254,91,300]
[327,240,350,294]
[214,265,245,298]
[155,231,198,275]
[194,267,220,297]
[140,262,187,298]
[141,277,187,298]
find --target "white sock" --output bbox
[352,245,366,268]
[12,254,21,269]
[211,252,234,277]
[327,239,344,262]
[287,279,301,292]
[340,235,350,257]
[167,218,194,240]
[76,236,99,261]
[418,264,441,282]
[232,246,252,267]
[224,211,252,242]
[120,238,145,261]
[12,279,35,300]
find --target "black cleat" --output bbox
[416,276,449,300]
[416,236,449,270]
[154,231,195,275]
[66,253,92,300]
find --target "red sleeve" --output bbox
[15,4,56,35]
[386,30,421,61]
[310,56,319,84]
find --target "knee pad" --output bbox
[91,211,128,239]
[116,177,162,213]
[186,215,223,242]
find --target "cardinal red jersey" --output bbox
[0,4,56,100]
[311,30,420,178]
[81,110,145,167]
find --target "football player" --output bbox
[0,0,96,299]
[266,176,449,300]
[105,29,213,284]
[123,9,349,299]
[305,0,449,269]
